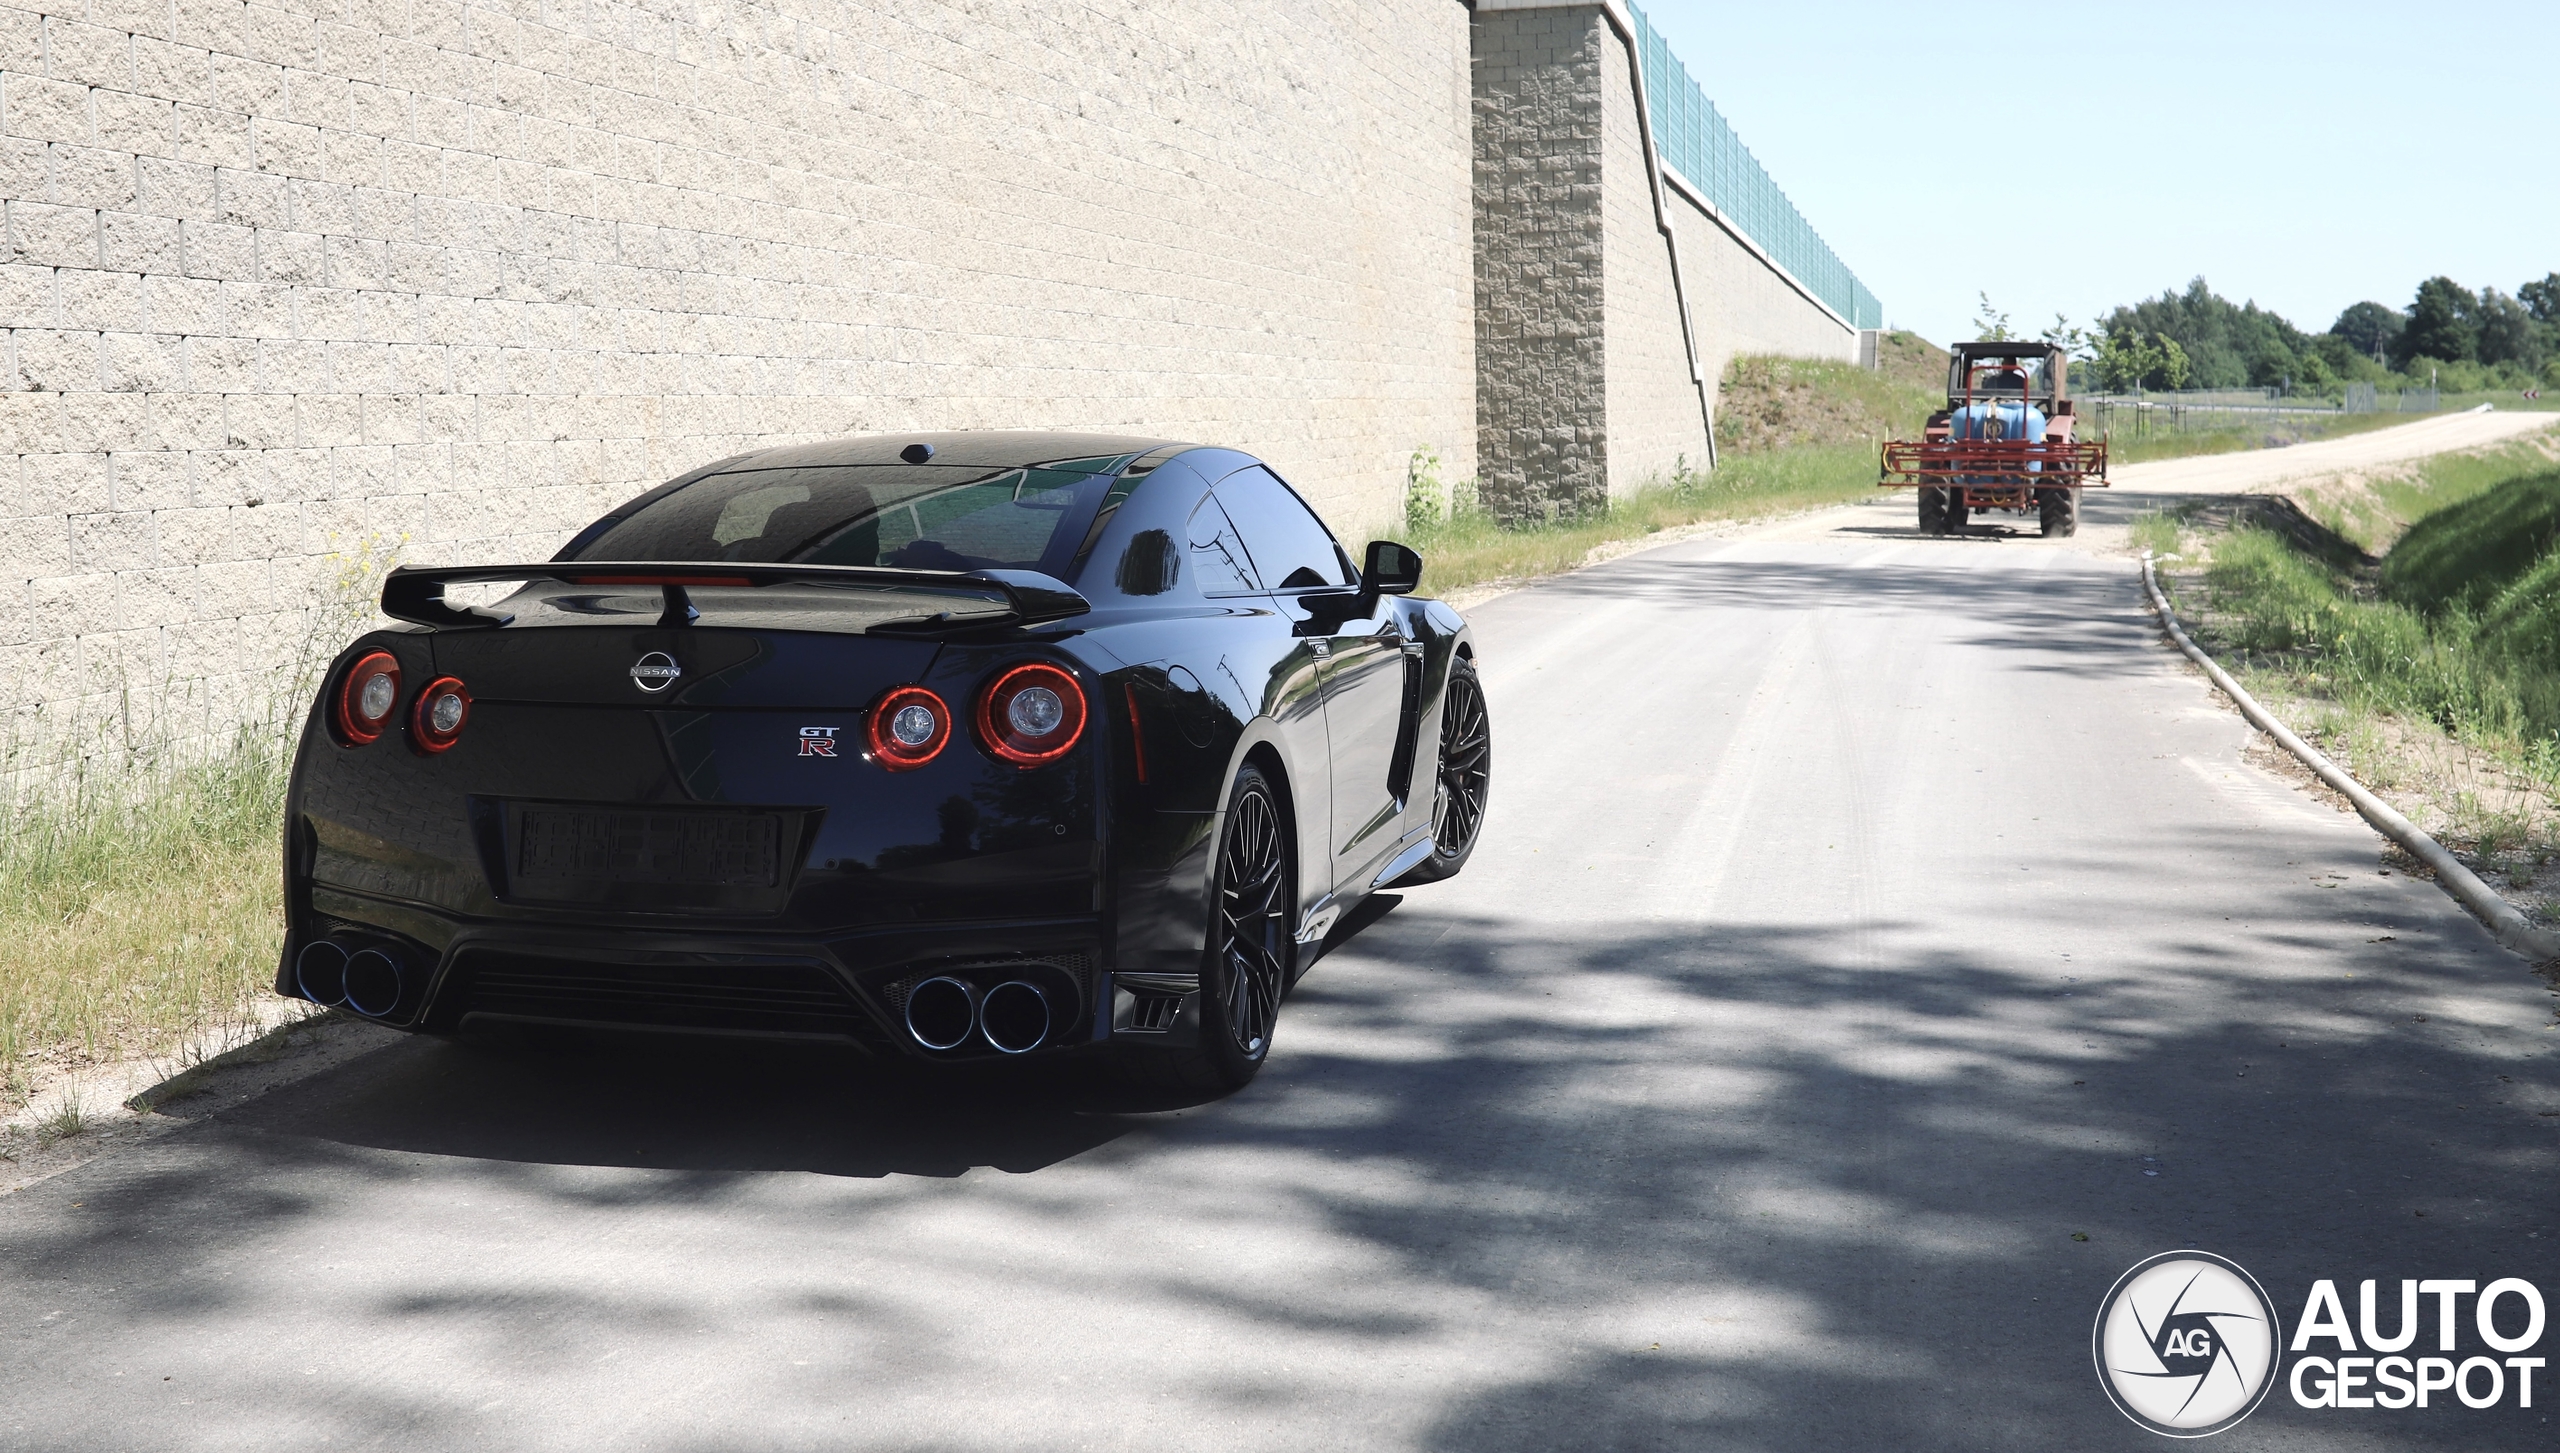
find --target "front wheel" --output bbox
[1397,655,1490,885]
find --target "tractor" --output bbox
[1880,341,2107,537]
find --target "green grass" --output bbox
[1410,443,1881,598]
[0,542,396,1102]
[2129,511,2182,557]
[0,720,296,1101]
[2379,455,2560,613]
[2167,445,2560,794]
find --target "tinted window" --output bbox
[1186,496,1259,596]
[569,456,1133,572]
[1216,466,1352,591]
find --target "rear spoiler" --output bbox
[379,561,1090,632]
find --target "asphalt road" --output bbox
[7,485,2558,1451]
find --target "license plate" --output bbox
[515,808,781,889]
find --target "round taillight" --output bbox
[976,662,1087,767]
[334,650,402,745]
[411,676,471,753]
[867,685,951,771]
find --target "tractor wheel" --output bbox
[1917,487,1949,535]
[1947,490,1968,532]
[2038,487,2078,538]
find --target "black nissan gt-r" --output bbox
[279,432,1490,1091]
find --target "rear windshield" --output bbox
[569,454,1138,574]
[1956,356,2051,396]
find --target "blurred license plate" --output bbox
[516,808,781,889]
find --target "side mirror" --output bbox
[1363,540,1422,597]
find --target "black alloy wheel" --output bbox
[1111,762,1293,1096]
[1399,655,1490,885]
[1212,766,1291,1064]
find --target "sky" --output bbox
[1633,0,2560,347]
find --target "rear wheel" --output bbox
[2039,487,2078,537]
[1122,763,1292,1095]
[1395,655,1491,885]
[1917,487,1949,535]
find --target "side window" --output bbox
[1186,496,1259,597]
[1216,466,1352,591]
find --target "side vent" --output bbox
[1112,971,1199,1036]
[1385,644,1426,804]
[1126,994,1184,1032]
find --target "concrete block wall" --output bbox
[0,0,1478,743]
[1665,172,1860,393]
[1594,17,1704,497]
[1472,0,1853,522]
[1468,4,1603,524]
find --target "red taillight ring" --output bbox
[868,685,952,771]
[976,662,1088,768]
[334,650,402,745]
[410,676,472,754]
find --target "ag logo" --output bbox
[2094,1251,2282,1437]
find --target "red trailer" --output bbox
[1880,342,2107,537]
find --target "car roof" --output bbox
[1952,341,2059,359]
[725,430,1190,473]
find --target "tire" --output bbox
[1948,489,1968,532]
[1395,654,1491,885]
[1122,762,1293,1095]
[2039,487,2078,538]
[1917,487,1949,535]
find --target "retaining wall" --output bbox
[0,0,1867,740]
[0,0,1476,737]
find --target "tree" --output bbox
[2519,273,2560,325]
[2330,301,2404,363]
[2041,314,2093,359]
[2091,328,2190,392]
[2472,287,2545,372]
[2098,277,2313,391]
[1974,292,2013,341]
[2396,276,2478,367]
[2157,334,2191,391]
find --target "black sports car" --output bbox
[278,432,1490,1091]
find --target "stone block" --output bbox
[69,507,156,569]
[14,327,101,390]
[9,200,100,268]
[137,154,220,217]
[99,208,184,273]
[0,259,58,327]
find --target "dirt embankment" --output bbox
[1714,333,1946,457]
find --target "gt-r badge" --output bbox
[629,651,682,692]
[798,726,840,757]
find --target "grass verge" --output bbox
[2150,439,2560,912]
[1411,442,1883,599]
[0,723,297,1105]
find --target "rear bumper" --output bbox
[281,887,1147,1060]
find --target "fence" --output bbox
[1627,3,1882,331]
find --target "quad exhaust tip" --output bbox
[295,939,406,1018]
[902,974,1053,1054]
[904,976,978,1051]
[978,980,1050,1055]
